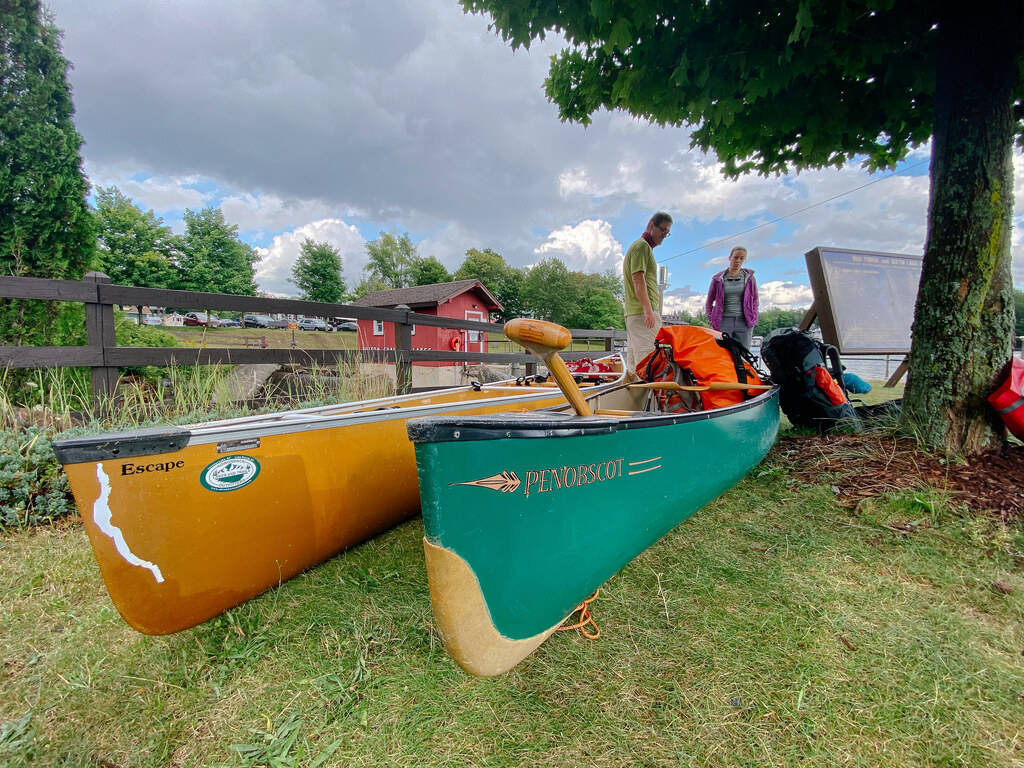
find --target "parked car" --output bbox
[267,317,292,329]
[218,318,242,328]
[296,317,327,331]
[335,321,358,332]
[183,312,219,327]
[143,315,164,326]
[243,314,274,328]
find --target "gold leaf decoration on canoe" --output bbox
[451,471,521,493]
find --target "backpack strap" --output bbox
[717,332,748,384]
[717,332,763,388]
[821,344,848,394]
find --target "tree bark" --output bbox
[900,3,1021,455]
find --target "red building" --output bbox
[350,280,502,367]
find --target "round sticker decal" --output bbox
[200,455,261,492]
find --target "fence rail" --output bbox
[0,273,625,406]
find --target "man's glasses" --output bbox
[655,223,671,236]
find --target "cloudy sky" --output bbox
[45,0,1023,314]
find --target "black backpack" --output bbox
[761,328,863,433]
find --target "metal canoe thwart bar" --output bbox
[627,381,775,392]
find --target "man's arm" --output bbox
[631,271,657,329]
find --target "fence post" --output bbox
[605,327,615,353]
[83,271,118,412]
[394,304,413,395]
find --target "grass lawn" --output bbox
[1,382,1021,767]
[160,326,359,351]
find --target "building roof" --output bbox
[350,279,502,311]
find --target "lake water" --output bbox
[752,342,1023,384]
[832,349,1023,382]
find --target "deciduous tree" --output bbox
[753,308,808,338]
[410,255,451,286]
[454,248,526,321]
[93,186,179,289]
[177,207,259,296]
[364,231,417,289]
[521,257,577,325]
[0,0,95,345]
[566,272,624,330]
[290,238,345,303]
[462,0,1022,454]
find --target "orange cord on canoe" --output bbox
[557,588,600,639]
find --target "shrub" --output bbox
[0,427,74,527]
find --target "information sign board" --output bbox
[804,246,923,355]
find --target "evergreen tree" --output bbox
[290,238,345,303]
[0,0,95,345]
[177,207,259,295]
[93,186,179,288]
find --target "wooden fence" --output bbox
[0,272,625,406]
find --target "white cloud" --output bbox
[533,220,622,273]
[661,279,812,319]
[85,163,211,226]
[759,281,815,310]
[220,192,363,239]
[46,0,1021,298]
[254,219,365,296]
[663,293,707,317]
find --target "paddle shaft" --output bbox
[504,318,594,417]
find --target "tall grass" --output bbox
[0,359,395,529]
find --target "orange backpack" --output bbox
[636,325,763,410]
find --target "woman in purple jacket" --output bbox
[705,246,759,349]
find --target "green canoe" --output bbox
[407,384,780,676]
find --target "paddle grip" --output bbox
[503,318,572,354]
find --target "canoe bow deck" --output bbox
[51,368,624,635]
[407,385,780,676]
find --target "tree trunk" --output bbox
[900,3,1020,455]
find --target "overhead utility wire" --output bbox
[658,159,930,264]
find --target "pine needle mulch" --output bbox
[771,433,1024,524]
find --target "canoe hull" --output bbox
[53,376,622,635]
[408,388,780,675]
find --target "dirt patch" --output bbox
[771,433,1024,524]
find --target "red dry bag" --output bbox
[988,357,1024,440]
[637,325,762,410]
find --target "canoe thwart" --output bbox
[628,382,774,392]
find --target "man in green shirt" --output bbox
[622,212,672,378]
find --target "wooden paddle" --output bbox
[628,381,774,392]
[504,318,594,417]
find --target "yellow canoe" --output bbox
[52,368,624,635]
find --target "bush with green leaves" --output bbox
[0,427,73,527]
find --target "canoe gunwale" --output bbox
[408,386,780,444]
[407,413,621,443]
[51,371,628,464]
[52,427,191,465]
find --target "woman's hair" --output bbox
[729,246,748,259]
